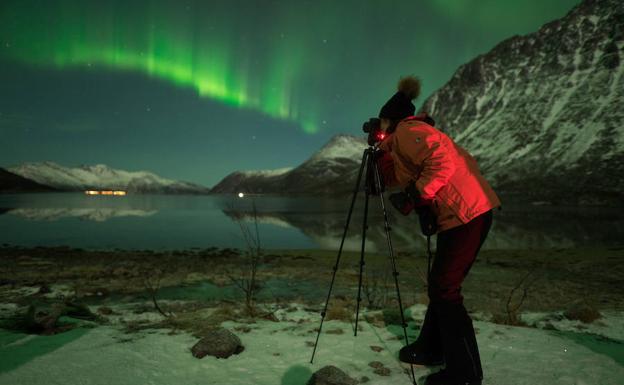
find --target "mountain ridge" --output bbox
[210,134,367,194]
[0,167,57,193]
[8,161,210,194]
[420,0,623,203]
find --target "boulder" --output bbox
[306,365,358,385]
[24,301,99,334]
[191,328,244,359]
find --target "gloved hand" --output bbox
[389,191,414,215]
[389,181,438,236]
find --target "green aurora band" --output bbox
[0,0,581,136]
[0,1,319,133]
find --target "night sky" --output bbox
[0,0,580,187]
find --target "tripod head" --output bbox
[362,117,388,146]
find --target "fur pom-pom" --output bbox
[397,76,421,100]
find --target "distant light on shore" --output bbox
[238,192,245,198]
[85,190,127,196]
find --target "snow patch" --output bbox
[240,168,293,177]
[0,304,623,384]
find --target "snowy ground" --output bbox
[1,304,622,385]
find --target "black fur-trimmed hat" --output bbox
[378,76,421,120]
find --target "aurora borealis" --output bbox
[0,0,580,186]
[1,1,319,132]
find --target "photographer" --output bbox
[375,76,501,385]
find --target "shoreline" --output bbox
[2,244,623,315]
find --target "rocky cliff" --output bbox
[421,0,623,203]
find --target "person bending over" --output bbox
[376,76,501,385]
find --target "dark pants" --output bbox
[418,210,493,380]
[429,210,493,304]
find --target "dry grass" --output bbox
[325,298,354,322]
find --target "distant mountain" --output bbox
[211,134,367,194]
[210,167,293,194]
[8,162,210,194]
[420,0,623,204]
[0,167,56,193]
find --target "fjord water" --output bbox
[0,193,622,251]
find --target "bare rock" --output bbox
[191,328,244,359]
[373,367,391,376]
[306,365,357,385]
[368,361,391,376]
[26,303,64,332]
[24,301,99,334]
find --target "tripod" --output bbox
[310,145,418,385]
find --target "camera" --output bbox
[362,117,387,146]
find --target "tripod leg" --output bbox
[354,152,373,337]
[371,157,418,385]
[310,148,370,364]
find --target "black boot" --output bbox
[399,305,444,366]
[427,302,482,384]
[424,369,482,385]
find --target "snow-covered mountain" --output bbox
[0,167,57,193]
[8,162,210,194]
[421,0,624,203]
[215,0,623,202]
[211,134,367,194]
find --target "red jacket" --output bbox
[378,116,500,232]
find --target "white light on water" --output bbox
[238,192,245,198]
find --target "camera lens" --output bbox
[362,117,380,133]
